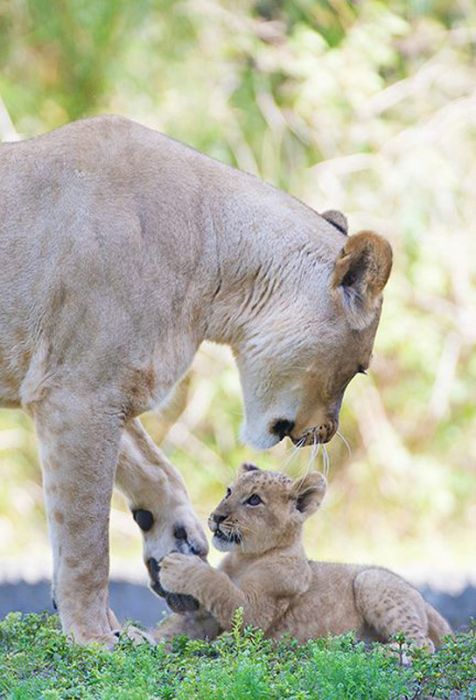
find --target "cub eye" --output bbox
[225,488,231,499]
[245,494,262,506]
[357,365,367,375]
[132,509,154,532]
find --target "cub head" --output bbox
[208,463,326,554]
[235,224,393,450]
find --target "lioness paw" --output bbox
[173,519,209,558]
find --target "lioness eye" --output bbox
[245,494,262,506]
[357,365,367,375]
[225,488,231,498]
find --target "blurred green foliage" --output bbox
[0,1,475,580]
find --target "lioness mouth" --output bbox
[292,421,338,446]
[291,429,320,447]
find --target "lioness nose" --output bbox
[212,513,226,525]
[271,419,295,441]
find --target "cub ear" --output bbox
[291,472,326,517]
[332,231,392,331]
[240,462,261,474]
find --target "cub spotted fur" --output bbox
[157,464,452,649]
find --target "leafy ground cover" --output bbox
[0,612,474,700]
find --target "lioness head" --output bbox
[208,463,326,554]
[235,226,392,449]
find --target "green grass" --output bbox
[0,612,474,699]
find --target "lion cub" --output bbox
[157,464,451,649]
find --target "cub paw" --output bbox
[148,554,200,612]
[159,552,206,599]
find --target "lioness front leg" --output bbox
[34,389,123,646]
[116,418,208,560]
[159,553,275,632]
[115,418,208,612]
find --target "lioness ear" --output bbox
[291,473,326,516]
[240,462,261,474]
[322,210,348,236]
[332,231,392,331]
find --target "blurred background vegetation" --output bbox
[0,0,475,588]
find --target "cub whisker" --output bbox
[235,523,257,536]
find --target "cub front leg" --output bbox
[159,553,247,630]
[34,389,123,647]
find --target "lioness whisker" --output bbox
[308,434,319,471]
[336,430,352,458]
[322,444,330,479]
[283,437,306,472]
[293,436,318,486]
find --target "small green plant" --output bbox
[0,613,474,699]
[231,606,245,651]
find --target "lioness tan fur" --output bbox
[157,464,452,649]
[0,116,392,645]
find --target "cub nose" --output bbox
[212,513,226,525]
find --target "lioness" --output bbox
[157,464,452,650]
[0,116,392,645]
